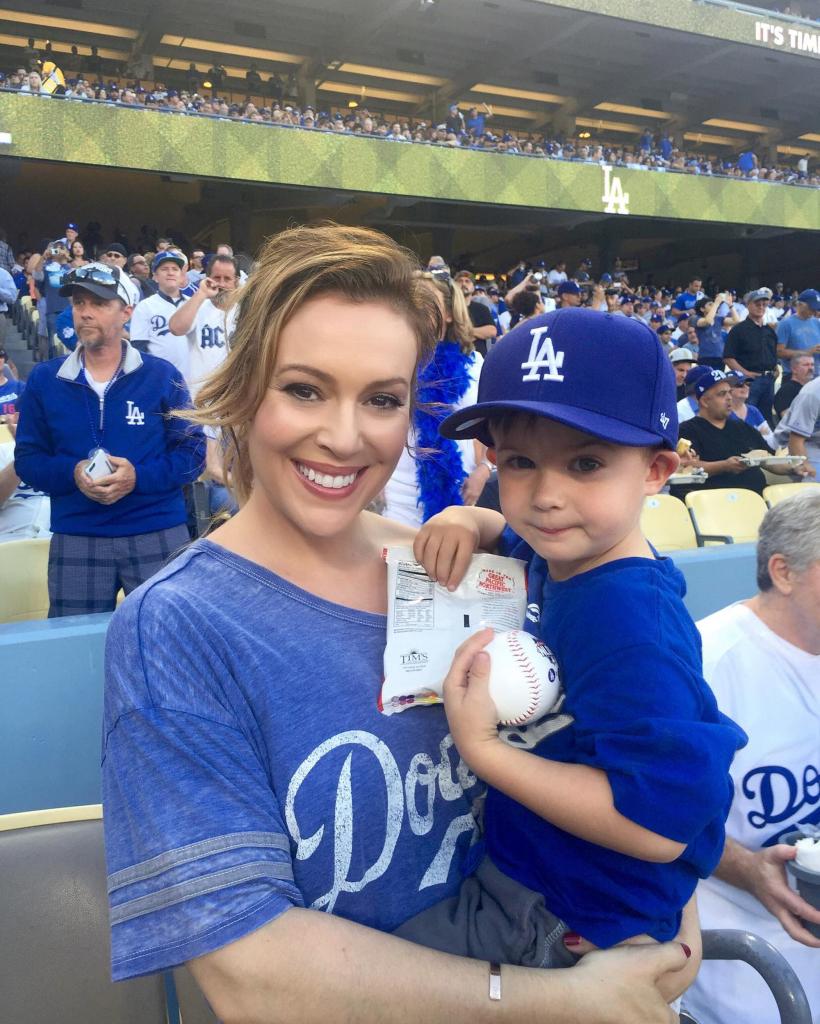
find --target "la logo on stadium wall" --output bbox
[601,165,630,215]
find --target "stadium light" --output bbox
[202,80,212,88]
[348,99,358,108]
[594,102,671,120]
[703,118,769,133]
[0,9,138,38]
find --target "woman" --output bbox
[728,371,774,443]
[68,239,88,268]
[694,293,739,370]
[383,274,489,525]
[102,224,694,1023]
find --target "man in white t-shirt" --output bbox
[682,490,820,1024]
[167,255,239,397]
[128,251,190,376]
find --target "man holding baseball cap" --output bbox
[13,261,204,615]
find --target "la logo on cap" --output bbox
[521,326,565,383]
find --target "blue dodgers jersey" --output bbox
[488,532,747,947]
[103,540,484,980]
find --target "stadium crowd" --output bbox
[1,62,817,188]
[2,219,818,553]
[1,215,819,1024]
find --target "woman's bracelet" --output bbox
[489,961,502,1001]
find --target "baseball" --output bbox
[485,630,561,726]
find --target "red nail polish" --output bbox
[681,943,692,958]
[563,932,582,947]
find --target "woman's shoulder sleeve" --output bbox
[103,555,303,980]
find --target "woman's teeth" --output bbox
[297,463,358,489]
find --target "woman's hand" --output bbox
[562,895,701,1004]
[441,629,501,773]
[563,942,692,1023]
[413,507,482,590]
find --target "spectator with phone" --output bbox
[14,261,205,616]
[30,240,71,361]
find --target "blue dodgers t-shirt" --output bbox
[0,375,25,415]
[103,540,483,980]
[487,534,746,947]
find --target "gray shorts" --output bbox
[395,857,577,968]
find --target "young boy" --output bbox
[397,308,746,975]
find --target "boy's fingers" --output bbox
[448,542,474,592]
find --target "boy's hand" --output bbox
[413,507,481,590]
[442,628,501,773]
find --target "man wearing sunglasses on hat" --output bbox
[13,261,206,617]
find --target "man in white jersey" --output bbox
[167,255,238,398]
[128,251,189,376]
[682,490,820,1024]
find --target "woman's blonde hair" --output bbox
[190,223,442,504]
[418,274,474,354]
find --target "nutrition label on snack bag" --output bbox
[393,561,435,631]
[380,548,528,715]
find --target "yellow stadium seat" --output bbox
[641,494,698,551]
[763,482,820,507]
[685,489,768,545]
[0,423,13,444]
[0,537,50,623]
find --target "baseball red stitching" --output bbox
[504,633,541,725]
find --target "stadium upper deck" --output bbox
[1,0,817,161]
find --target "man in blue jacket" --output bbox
[15,262,206,616]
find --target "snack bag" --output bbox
[379,546,527,715]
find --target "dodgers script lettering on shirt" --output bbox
[150,314,170,337]
[521,327,565,383]
[743,761,820,845]
[285,731,480,913]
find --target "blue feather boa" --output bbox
[414,341,474,522]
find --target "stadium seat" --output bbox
[763,482,820,507]
[641,494,698,551]
[696,930,812,1024]
[0,537,50,623]
[685,489,768,546]
[0,423,13,444]
[0,805,167,1023]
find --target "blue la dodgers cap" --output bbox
[440,308,678,450]
[797,288,820,310]
[683,365,724,397]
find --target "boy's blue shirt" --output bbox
[490,528,747,946]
